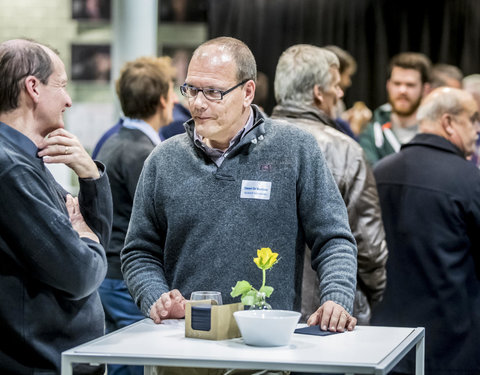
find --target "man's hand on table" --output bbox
[307,300,357,332]
[150,289,186,324]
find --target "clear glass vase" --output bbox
[249,292,272,310]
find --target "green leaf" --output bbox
[230,280,253,297]
[241,290,258,306]
[259,285,274,297]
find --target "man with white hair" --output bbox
[371,87,480,375]
[271,44,388,325]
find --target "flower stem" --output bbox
[262,268,266,289]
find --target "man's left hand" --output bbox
[307,300,357,332]
[38,129,100,179]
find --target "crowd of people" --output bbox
[0,36,479,375]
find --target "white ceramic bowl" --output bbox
[233,310,301,347]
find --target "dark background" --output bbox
[208,0,480,114]
[71,0,480,114]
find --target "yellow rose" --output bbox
[253,247,278,270]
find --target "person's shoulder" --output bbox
[0,137,29,170]
[0,144,44,186]
[96,132,123,159]
[372,150,402,175]
[266,117,319,143]
[149,133,190,159]
[457,156,480,181]
[323,124,364,150]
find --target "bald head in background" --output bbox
[417,87,479,157]
[371,85,480,374]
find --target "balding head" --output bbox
[0,39,56,113]
[417,87,479,156]
[192,37,257,83]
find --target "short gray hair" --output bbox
[193,37,257,83]
[417,87,466,123]
[463,74,480,94]
[0,39,55,113]
[274,44,339,105]
[430,63,463,89]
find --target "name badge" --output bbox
[240,180,272,200]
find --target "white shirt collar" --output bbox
[122,117,162,145]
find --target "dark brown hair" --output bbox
[323,45,357,75]
[388,52,432,84]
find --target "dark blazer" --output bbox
[372,133,480,375]
[96,127,156,279]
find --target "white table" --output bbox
[61,319,424,375]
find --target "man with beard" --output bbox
[359,52,431,165]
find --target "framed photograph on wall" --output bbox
[71,44,111,82]
[161,46,194,85]
[159,0,208,22]
[72,0,111,21]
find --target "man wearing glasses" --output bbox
[371,87,480,374]
[121,37,358,343]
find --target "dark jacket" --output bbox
[359,103,398,165]
[0,122,112,375]
[97,127,156,279]
[372,133,480,375]
[271,102,388,324]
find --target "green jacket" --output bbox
[359,103,400,165]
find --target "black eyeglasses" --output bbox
[180,79,249,101]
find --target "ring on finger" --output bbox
[64,146,69,155]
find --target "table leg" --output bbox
[415,334,425,375]
[60,356,73,375]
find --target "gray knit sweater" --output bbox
[121,109,357,316]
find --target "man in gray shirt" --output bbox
[121,37,357,334]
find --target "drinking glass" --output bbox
[190,291,223,305]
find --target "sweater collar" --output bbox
[403,133,466,158]
[185,104,266,151]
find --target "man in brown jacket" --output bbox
[271,44,388,324]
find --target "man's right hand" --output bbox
[149,289,186,324]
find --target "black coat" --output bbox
[371,133,480,375]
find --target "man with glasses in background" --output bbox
[121,37,358,357]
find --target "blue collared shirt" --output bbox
[122,117,163,145]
